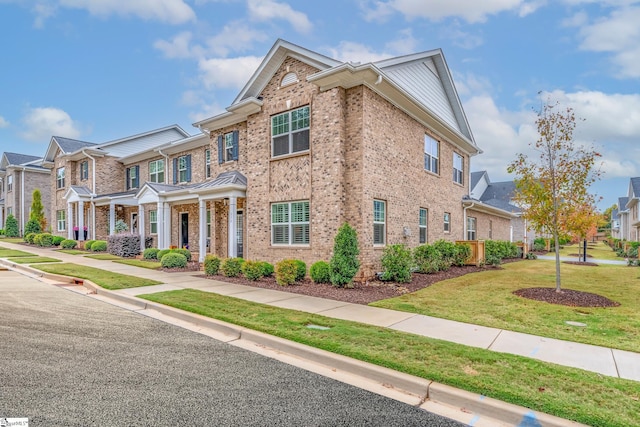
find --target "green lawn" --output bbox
[56,249,87,255]
[0,237,25,244]
[84,254,122,260]
[556,241,621,261]
[0,248,36,258]
[114,259,162,269]
[33,263,162,290]
[7,256,61,264]
[140,289,640,427]
[372,260,640,352]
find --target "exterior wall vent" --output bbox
[281,72,298,87]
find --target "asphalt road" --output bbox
[0,270,464,426]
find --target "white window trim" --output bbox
[373,199,386,246]
[271,200,310,246]
[178,156,188,183]
[424,135,439,174]
[453,153,464,185]
[419,208,428,244]
[7,175,12,192]
[205,149,211,178]
[271,106,310,157]
[56,167,65,189]
[57,210,66,231]
[467,217,477,240]
[149,159,164,184]
[444,212,451,233]
[149,210,158,235]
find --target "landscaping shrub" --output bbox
[145,236,153,249]
[452,243,471,266]
[310,261,331,284]
[25,232,37,244]
[413,244,445,274]
[260,261,274,277]
[91,240,107,252]
[220,257,244,277]
[60,239,77,249]
[84,240,95,250]
[241,260,264,281]
[330,223,360,288]
[24,219,41,240]
[161,252,187,269]
[114,219,128,233]
[293,259,307,281]
[157,249,171,260]
[526,252,538,260]
[485,240,519,264]
[204,255,221,276]
[533,237,547,251]
[52,235,65,246]
[380,244,413,283]
[143,248,160,260]
[0,229,5,236]
[275,259,298,286]
[174,248,192,262]
[36,233,54,247]
[107,233,140,258]
[4,215,19,237]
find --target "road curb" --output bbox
[2,261,586,426]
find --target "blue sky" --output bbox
[1,0,639,210]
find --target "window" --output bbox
[173,155,192,184]
[7,207,12,217]
[206,209,211,239]
[56,167,65,189]
[467,217,477,240]
[271,201,310,245]
[80,161,89,181]
[205,149,211,178]
[149,210,157,234]
[149,159,164,183]
[444,212,450,232]
[424,135,439,174]
[126,165,139,190]
[453,153,464,185]
[7,175,12,192]
[419,208,428,244]
[218,131,238,164]
[374,200,386,245]
[272,105,310,157]
[489,220,493,239]
[57,210,66,231]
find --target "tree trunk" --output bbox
[554,231,562,292]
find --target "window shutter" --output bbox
[126,168,130,190]
[135,165,140,188]
[186,155,192,182]
[232,130,239,161]
[217,135,224,164]
[173,158,178,184]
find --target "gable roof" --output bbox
[470,171,486,190]
[195,39,478,155]
[0,152,47,172]
[618,197,629,213]
[630,177,640,199]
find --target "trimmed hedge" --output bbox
[380,244,413,283]
[275,259,298,286]
[173,248,192,262]
[220,257,244,277]
[161,252,187,269]
[52,236,65,246]
[143,248,160,260]
[241,260,264,281]
[91,240,107,252]
[25,233,37,244]
[310,261,331,284]
[293,260,307,281]
[84,240,96,250]
[204,255,221,276]
[34,233,54,247]
[260,262,274,277]
[107,233,140,258]
[60,239,78,249]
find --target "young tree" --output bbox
[30,189,47,231]
[4,214,19,237]
[507,102,602,292]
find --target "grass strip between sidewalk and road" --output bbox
[56,249,87,255]
[84,254,123,260]
[139,289,639,427]
[33,263,162,290]
[114,259,162,269]
[372,260,640,353]
[7,256,61,264]
[0,248,36,258]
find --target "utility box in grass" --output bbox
[456,240,485,265]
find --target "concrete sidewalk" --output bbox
[1,240,638,383]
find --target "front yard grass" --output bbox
[33,263,162,290]
[56,249,87,255]
[114,259,162,269]
[84,254,122,260]
[140,288,639,427]
[7,256,61,264]
[556,241,621,261]
[0,237,25,244]
[371,260,640,352]
[0,248,36,258]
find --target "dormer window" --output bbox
[281,72,298,87]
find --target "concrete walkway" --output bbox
[1,240,638,382]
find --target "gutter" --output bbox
[82,149,98,239]
[157,150,169,184]
[21,166,26,234]
[463,201,475,240]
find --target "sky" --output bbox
[1,0,639,211]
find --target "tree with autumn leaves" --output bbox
[508,101,602,292]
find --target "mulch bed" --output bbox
[513,287,620,307]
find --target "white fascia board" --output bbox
[463,201,517,219]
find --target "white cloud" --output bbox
[575,6,640,78]
[197,56,263,90]
[0,116,9,128]
[203,22,269,57]
[247,0,312,33]
[383,28,420,55]
[59,0,196,24]
[20,107,82,142]
[439,22,484,49]
[324,41,391,63]
[154,32,204,59]
[362,0,531,23]
[32,1,57,28]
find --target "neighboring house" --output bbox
[617,196,630,241]
[182,38,490,278]
[468,171,527,245]
[625,177,640,242]
[610,208,620,239]
[42,126,191,242]
[0,152,51,234]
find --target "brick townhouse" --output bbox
[0,152,51,234]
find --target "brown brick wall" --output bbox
[467,210,511,241]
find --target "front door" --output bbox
[236,211,243,258]
[131,212,138,234]
[180,212,188,248]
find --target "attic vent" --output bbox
[281,72,298,87]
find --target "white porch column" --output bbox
[198,199,207,263]
[109,203,116,235]
[228,197,237,258]
[90,202,95,240]
[67,203,74,240]
[138,204,146,252]
[156,202,164,249]
[78,200,85,241]
[0,205,4,229]
[163,202,172,249]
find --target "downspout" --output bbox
[82,149,97,239]
[157,149,169,184]
[463,201,475,240]
[21,166,26,234]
